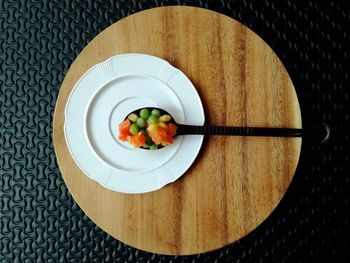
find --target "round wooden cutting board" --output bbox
[53,6,302,255]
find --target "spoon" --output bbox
[123,107,330,148]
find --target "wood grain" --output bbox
[53,6,302,255]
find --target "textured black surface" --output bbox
[0,0,349,262]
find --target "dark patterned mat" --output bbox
[0,0,348,262]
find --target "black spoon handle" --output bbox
[176,123,331,144]
[176,125,303,137]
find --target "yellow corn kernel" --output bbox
[147,124,158,133]
[158,122,167,128]
[159,115,172,122]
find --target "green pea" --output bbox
[145,136,153,146]
[149,144,158,150]
[136,118,146,128]
[140,108,150,119]
[151,109,161,117]
[129,123,139,135]
[147,115,158,124]
[127,113,138,122]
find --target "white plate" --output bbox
[64,53,204,193]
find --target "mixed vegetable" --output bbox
[118,108,177,149]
